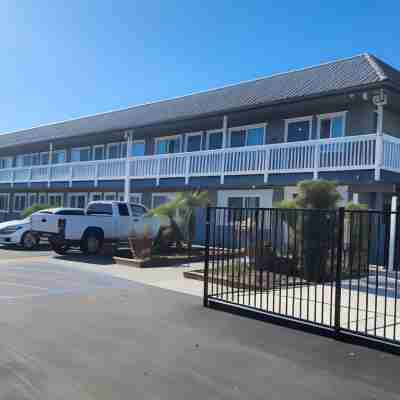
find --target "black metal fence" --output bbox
[204,206,400,353]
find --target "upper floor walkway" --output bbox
[0,132,399,186]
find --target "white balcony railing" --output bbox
[0,133,398,186]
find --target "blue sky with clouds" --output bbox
[1,0,399,133]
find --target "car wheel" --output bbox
[51,242,70,255]
[21,231,39,250]
[81,232,102,255]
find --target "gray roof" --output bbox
[1,53,398,150]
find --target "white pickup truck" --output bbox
[30,201,150,255]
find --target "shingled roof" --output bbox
[0,53,398,149]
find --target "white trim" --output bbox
[284,115,313,142]
[131,140,146,156]
[71,146,91,162]
[316,111,347,139]
[205,129,224,150]
[228,123,267,147]
[185,132,203,152]
[154,135,182,154]
[93,145,105,160]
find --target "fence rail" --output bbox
[0,133,397,185]
[204,206,400,353]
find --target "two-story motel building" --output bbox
[0,53,400,220]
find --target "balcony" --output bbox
[0,133,399,186]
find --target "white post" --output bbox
[124,131,132,202]
[373,90,387,181]
[353,193,359,204]
[48,142,53,188]
[221,115,228,184]
[313,142,320,180]
[389,195,397,272]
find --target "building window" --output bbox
[207,131,223,150]
[40,152,49,165]
[227,196,260,209]
[107,142,126,159]
[155,136,182,155]
[38,194,47,204]
[130,193,142,204]
[29,194,37,207]
[185,133,203,152]
[48,194,63,207]
[131,141,145,156]
[69,193,87,209]
[93,145,105,161]
[0,157,12,169]
[317,112,346,139]
[229,125,265,148]
[14,194,27,211]
[0,194,9,210]
[52,150,66,164]
[285,116,313,142]
[71,147,91,162]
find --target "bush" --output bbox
[21,203,51,218]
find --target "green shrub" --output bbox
[21,203,51,218]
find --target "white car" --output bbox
[0,218,39,249]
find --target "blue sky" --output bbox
[1,0,399,133]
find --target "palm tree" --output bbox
[150,190,209,255]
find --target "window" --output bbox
[118,203,130,216]
[0,194,9,210]
[39,194,47,204]
[40,152,49,165]
[29,194,37,207]
[207,131,223,150]
[186,133,202,152]
[317,112,346,139]
[130,194,142,204]
[155,136,182,154]
[52,150,66,164]
[90,193,103,202]
[227,196,260,208]
[107,142,125,159]
[285,116,312,142]
[229,125,265,148]
[71,147,91,162]
[14,194,26,211]
[86,203,113,215]
[0,157,12,169]
[130,204,147,217]
[104,193,117,201]
[48,194,63,207]
[93,145,105,161]
[131,141,145,156]
[152,194,170,208]
[55,209,85,216]
[31,153,40,166]
[69,194,87,209]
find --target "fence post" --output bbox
[334,207,345,335]
[203,204,211,307]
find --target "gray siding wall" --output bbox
[383,109,400,137]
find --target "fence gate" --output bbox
[203,206,400,353]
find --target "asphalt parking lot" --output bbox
[0,246,398,399]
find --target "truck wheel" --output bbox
[81,231,103,255]
[21,232,39,250]
[51,243,70,255]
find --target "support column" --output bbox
[124,131,133,202]
[389,195,397,272]
[48,142,53,188]
[221,115,228,185]
[373,90,387,181]
[352,192,359,204]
